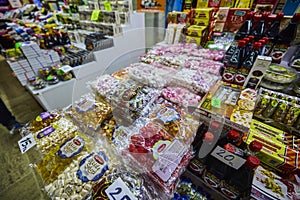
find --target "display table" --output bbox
[26,12,146,111]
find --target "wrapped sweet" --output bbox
[36,133,93,184]
[29,111,61,132]
[128,62,176,88]
[161,87,202,108]
[68,94,112,132]
[33,117,78,155]
[87,75,119,101]
[168,68,219,94]
[184,59,224,76]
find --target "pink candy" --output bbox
[162,87,202,107]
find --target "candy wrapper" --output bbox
[188,48,224,61]
[33,117,78,155]
[36,132,93,184]
[184,59,224,76]
[128,63,176,88]
[114,119,193,196]
[110,80,159,125]
[147,102,198,145]
[68,94,112,132]
[154,54,187,69]
[168,68,219,94]
[28,111,61,133]
[43,137,122,200]
[92,167,160,200]
[87,75,119,101]
[100,116,117,141]
[161,87,202,108]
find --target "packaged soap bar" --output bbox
[36,133,92,184]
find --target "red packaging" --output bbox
[224,8,251,32]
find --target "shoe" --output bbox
[9,123,23,135]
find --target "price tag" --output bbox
[91,10,101,21]
[104,1,112,11]
[18,133,36,154]
[60,65,73,73]
[105,177,137,200]
[211,97,221,108]
[211,146,246,170]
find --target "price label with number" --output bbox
[18,133,37,154]
[105,177,137,200]
[211,146,246,170]
[211,97,221,108]
[104,1,112,11]
[91,10,101,21]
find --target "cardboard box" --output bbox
[224,8,250,32]
[187,25,208,37]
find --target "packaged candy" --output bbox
[162,86,202,108]
[100,116,117,141]
[36,132,92,184]
[29,111,61,132]
[33,117,78,155]
[184,58,224,76]
[87,75,119,101]
[168,68,219,94]
[128,62,176,88]
[69,94,112,132]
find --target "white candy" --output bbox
[70,194,81,200]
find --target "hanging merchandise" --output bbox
[136,0,165,12]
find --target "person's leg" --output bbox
[0,98,17,130]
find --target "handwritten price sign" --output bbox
[211,146,246,170]
[105,177,137,200]
[18,133,36,154]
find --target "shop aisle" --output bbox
[0,59,49,200]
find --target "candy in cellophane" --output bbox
[67,93,112,132]
[86,74,120,102]
[161,86,202,108]
[35,132,93,185]
[167,68,219,95]
[114,118,193,196]
[27,111,62,133]
[43,135,122,200]
[128,62,176,88]
[184,58,224,76]
[32,117,78,156]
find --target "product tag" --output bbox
[36,112,51,121]
[211,97,222,108]
[37,126,56,139]
[77,151,109,182]
[104,1,112,11]
[59,65,73,73]
[105,177,137,200]
[57,136,85,158]
[211,146,246,170]
[152,140,188,182]
[18,133,36,154]
[91,10,101,21]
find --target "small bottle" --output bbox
[234,42,262,85]
[247,35,255,50]
[265,12,284,42]
[258,38,267,55]
[276,13,300,45]
[242,37,251,57]
[222,156,260,198]
[228,40,247,69]
[262,93,279,118]
[218,129,242,146]
[244,141,263,157]
[235,12,254,40]
[251,12,269,41]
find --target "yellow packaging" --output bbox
[246,120,299,174]
[186,35,202,46]
[191,18,210,26]
[197,0,209,8]
[234,0,254,8]
[220,0,236,7]
[187,25,208,37]
[191,8,213,19]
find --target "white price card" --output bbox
[211,146,246,170]
[18,133,36,154]
[59,65,73,73]
[105,177,137,200]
